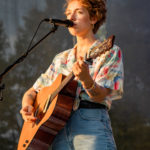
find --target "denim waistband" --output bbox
[79,100,107,109]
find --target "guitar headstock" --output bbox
[86,35,115,61]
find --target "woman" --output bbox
[20,0,124,149]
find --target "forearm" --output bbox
[72,58,111,102]
[81,76,111,103]
[22,87,37,107]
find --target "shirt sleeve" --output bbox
[95,45,124,101]
[32,49,71,92]
[33,61,57,92]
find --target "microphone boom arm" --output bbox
[0,25,58,101]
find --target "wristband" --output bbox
[84,81,96,92]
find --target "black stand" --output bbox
[0,25,58,101]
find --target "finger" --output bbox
[73,61,82,71]
[20,108,32,116]
[78,59,88,70]
[23,114,37,122]
[24,111,33,116]
[78,57,84,66]
[74,65,82,77]
[26,116,37,122]
[22,105,34,114]
[20,106,36,122]
[73,62,80,73]
[79,56,84,61]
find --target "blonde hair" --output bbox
[65,0,107,34]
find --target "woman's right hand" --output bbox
[20,87,37,122]
[20,105,37,122]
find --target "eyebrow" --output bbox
[65,7,84,14]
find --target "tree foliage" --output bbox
[0,21,18,149]
[106,0,150,149]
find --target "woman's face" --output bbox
[65,0,95,37]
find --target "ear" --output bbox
[90,16,97,25]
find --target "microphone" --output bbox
[44,18,74,27]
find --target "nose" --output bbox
[68,12,76,21]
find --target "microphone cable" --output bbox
[0,18,58,101]
[0,19,49,81]
[26,19,45,52]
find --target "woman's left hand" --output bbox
[72,56,90,82]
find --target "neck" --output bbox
[76,33,96,54]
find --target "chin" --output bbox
[68,27,90,37]
[68,30,78,36]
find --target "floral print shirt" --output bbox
[33,40,124,110]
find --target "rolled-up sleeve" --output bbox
[95,45,124,101]
[33,61,56,92]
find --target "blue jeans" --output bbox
[52,108,117,150]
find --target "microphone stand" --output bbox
[0,25,58,101]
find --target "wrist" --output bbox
[84,81,96,92]
[81,77,94,90]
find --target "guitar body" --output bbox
[18,35,115,150]
[18,74,78,150]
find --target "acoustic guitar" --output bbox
[17,35,115,150]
